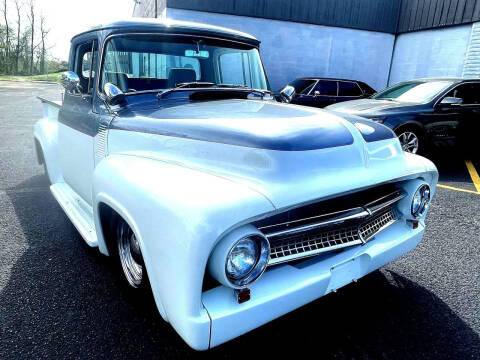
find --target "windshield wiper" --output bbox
[176,81,216,88]
[157,82,217,98]
[158,82,270,98]
[216,83,249,88]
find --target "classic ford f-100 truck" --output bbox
[34,19,438,350]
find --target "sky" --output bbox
[22,0,135,61]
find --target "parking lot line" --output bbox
[465,160,480,193]
[437,184,480,195]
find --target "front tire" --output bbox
[115,217,147,289]
[395,127,422,154]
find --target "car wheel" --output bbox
[115,217,147,289]
[396,128,421,154]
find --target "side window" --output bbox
[314,80,337,96]
[74,41,98,94]
[446,83,480,105]
[338,81,363,97]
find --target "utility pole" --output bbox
[155,0,158,18]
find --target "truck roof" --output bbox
[71,18,260,46]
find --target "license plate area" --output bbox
[326,256,364,293]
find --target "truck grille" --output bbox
[269,224,362,261]
[267,208,396,264]
[256,187,403,266]
[359,209,396,240]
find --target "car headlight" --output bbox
[226,238,259,280]
[225,235,269,287]
[368,116,387,124]
[208,225,270,288]
[411,184,431,217]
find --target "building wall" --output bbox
[389,24,472,85]
[168,0,401,33]
[167,8,395,91]
[397,0,480,33]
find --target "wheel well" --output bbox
[394,123,424,137]
[34,138,44,165]
[98,203,121,257]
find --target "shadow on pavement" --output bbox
[1,174,479,359]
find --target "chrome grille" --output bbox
[267,208,397,265]
[359,209,396,241]
[269,225,362,261]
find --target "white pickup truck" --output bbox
[34,19,438,350]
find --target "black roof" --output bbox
[398,77,466,82]
[294,77,479,86]
[71,18,259,46]
[295,77,369,83]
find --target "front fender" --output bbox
[92,153,274,350]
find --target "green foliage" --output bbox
[0,71,62,82]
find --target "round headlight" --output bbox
[411,184,431,217]
[225,235,270,287]
[226,238,259,280]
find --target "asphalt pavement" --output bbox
[0,81,478,359]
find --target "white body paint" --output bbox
[34,96,438,350]
[58,123,95,204]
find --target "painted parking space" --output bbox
[465,160,480,193]
[430,155,480,195]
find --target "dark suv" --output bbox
[279,78,376,108]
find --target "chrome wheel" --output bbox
[398,131,419,153]
[117,220,143,288]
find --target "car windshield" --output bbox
[100,35,269,94]
[373,80,454,103]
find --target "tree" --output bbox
[2,0,9,73]
[38,14,48,74]
[0,0,55,75]
[14,0,21,73]
[26,0,34,74]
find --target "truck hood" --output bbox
[109,99,428,209]
[113,99,359,151]
[326,98,416,115]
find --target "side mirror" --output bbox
[439,97,463,106]
[104,82,126,106]
[280,85,295,103]
[313,90,320,97]
[61,71,82,94]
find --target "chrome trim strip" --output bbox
[264,209,370,239]
[262,190,404,239]
[365,191,405,214]
[258,206,365,231]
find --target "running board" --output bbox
[50,183,98,247]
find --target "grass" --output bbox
[0,72,62,83]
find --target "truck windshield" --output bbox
[100,35,269,94]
